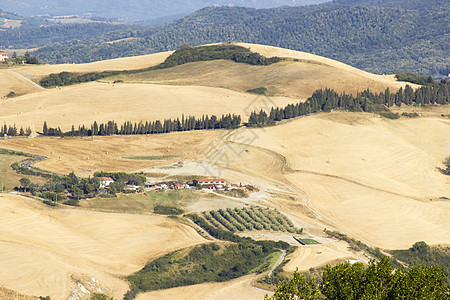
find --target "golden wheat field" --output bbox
[0,194,206,299]
[0,44,448,299]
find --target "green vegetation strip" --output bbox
[153,205,184,216]
[39,45,282,88]
[125,242,279,298]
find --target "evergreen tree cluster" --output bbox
[0,123,32,137]
[248,81,449,126]
[42,114,241,137]
[159,44,281,69]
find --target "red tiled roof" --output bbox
[100,177,114,181]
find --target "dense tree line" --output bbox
[0,123,32,137]
[41,80,449,137]
[126,242,281,299]
[39,44,280,88]
[158,44,281,68]
[42,114,241,136]
[19,171,146,205]
[395,72,435,86]
[267,256,449,299]
[392,241,450,282]
[248,81,449,126]
[30,1,449,76]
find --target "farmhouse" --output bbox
[0,52,8,62]
[193,178,227,187]
[99,177,114,188]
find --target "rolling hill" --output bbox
[26,0,449,77]
[0,44,413,133]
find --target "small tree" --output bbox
[440,156,450,175]
[19,177,31,192]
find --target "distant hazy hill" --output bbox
[333,0,448,9]
[0,0,326,22]
[30,0,449,77]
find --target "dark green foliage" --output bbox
[201,207,302,235]
[42,200,57,207]
[158,45,281,69]
[267,256,450,299]
[247,81,449,127]
[41,114,241,137]
[439,157,450,175]
[392,241,450,282]
[395,72,435,86]
[126,242,279,297]
[10,162,53,179]
[185,214,291,250]
[401,112,419,118]
[39,297,51,300]
[379,112,400,119]
[31,2,449,77]
[40,70,121,88]
[93,171,146,186]
[90,293,113,300]
[39,45,280,88]
[246,87,268,95]
[63,199,80,206]
[0,123,32,137]
[153,205,184,215]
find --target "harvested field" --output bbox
[227,112,450,249]
[14,51,173,82]
[0,82,295,133]
[111,42,415,100]
[0,69,42,98]
[0,194,205,299]
[284,240,367,272]
[0,130,223,176]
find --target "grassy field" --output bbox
[80,190,219,214]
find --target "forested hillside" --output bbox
[28,0,448,76]
[0,0,326,22]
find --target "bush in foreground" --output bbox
[266,256,449,300]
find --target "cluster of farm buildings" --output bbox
[100,177,247,192]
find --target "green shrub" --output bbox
[154,205,184,215]
[247,87,267,95]
[379,112,400,119]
